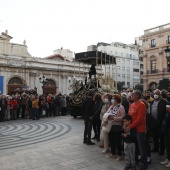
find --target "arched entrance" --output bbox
[7,77,23,94]
[149,82,157,91]
[43,79,57,95]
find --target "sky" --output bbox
[0,0,170,57]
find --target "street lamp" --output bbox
[164,46,170,71]
[39,75,48,85]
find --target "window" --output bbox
[117,66,120,69]
[133,61,139,66]
[151,39,156,47]
[140,57,143,61]
[115,51,118,55]
[127,67,130,71]
[127,60,130,64]
[168,36,170,44]
[127,74,130,78]
[126,53,129,58]
[117,59,120,62]
[127,82,130,86]
[122,66,125,71]
[151,60,156,71]
[117,74,120,77]
[122,59,125,63]
[133,69,139,72]
[133,55,135,59]
[130,54,132,59]
[122,74,125,78]
[140,64,143,69]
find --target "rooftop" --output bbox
[144,23,170,35]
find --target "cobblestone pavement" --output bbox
[0,116,167,170]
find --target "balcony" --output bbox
[147,69,159,74]
[163,68,170,72]
[149,44,156,48]
[166,40,170,45]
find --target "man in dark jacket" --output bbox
[150,89,167,155]
[82,89,95,145]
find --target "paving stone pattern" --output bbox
[0,116,167,170]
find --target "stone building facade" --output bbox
[140,23,170,90]
[0,31,98,95]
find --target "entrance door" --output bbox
[7,77,23,94]
[43,79,57,95]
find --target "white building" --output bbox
[53,47,74,61]
[88,42,141,88]
[0,30,101,95]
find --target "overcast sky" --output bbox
[0,0,170,57]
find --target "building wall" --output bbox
[141,23,170,90]
[0,31,101,95]
[97,42,140,88]
[54,48,74,61]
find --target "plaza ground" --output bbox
[0,116,167,170]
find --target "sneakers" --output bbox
[102,149,109,153]
[160,159,169,165]
[106,154,116,158]
[116,156,122,161]
[166,162,170,168]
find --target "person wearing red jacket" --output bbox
[9,97,18,120]
[126,90,147,170]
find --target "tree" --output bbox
[157,78,170,90]
[134,84,143,92]
[117,81,125,92]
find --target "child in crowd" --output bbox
[122,115,136,170]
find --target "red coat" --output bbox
[9,99,18,110]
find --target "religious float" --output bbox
[68,51,116,118]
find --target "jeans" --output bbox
[109,127,122,156]
[136,132,147,166]
[32,108,39,119]
[56,106,61,116]
[84,119,93,142]
[165,130,170,160]
[92,120,101,139]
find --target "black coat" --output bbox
[150,99,167,123]
[92,100,103,121]
[82,97,95,120]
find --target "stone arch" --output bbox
[7,76,24,94]
[150,55,157,60]
[43,78,57,95]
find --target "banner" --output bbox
[0,76,4,94]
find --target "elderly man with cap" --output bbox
[82,89,95,145]
[160,104,170,168]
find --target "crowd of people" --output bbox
[0,93,69,121]
[82,88,170,170]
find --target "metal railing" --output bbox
[147,69,159,74]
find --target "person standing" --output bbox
[91,93,103,142]
[127,90,147,170]
[106,94,125,161]
[100,93,112,152]
[160,105,170,168]
[82,90,95,145]
[150,89,166,155]
[122,115,136,170]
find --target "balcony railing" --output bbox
[166,40,170,45]
[147,69,159,74]
[163,68,170,72]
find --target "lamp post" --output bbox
[164,46,170,71]
[39,75,48,86]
